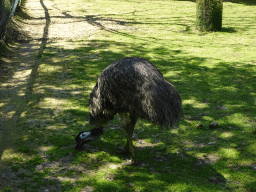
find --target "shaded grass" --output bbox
[0,0,256,191]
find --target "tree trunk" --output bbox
[196,0,223,32]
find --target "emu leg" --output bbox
[119,139,130,155]
[119,113,138,165]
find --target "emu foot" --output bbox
[121,158,139,166]
[131,159,139,166]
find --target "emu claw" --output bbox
[132,159,139,166]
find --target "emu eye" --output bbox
[80,132,90,139]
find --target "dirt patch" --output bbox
[0,0,133,190]
[0,0,146,189]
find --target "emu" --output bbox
[75,57,182,165]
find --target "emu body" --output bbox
[75,57,182,164]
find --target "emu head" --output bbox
[75,127,105,149]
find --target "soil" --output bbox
[0,0,105,191]
[0,1,228,190]
[0,0,147,190]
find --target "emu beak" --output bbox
[75,139,88,150]
[75,128,105,150]
[75,140,85,150]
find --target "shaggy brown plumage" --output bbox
[76,57,182,164]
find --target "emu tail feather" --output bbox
[89,57,182,127]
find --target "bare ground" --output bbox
[0,0,125,191]
[0,0,232,191]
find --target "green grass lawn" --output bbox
[1,0,256,191]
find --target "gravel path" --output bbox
[0,0,102,190]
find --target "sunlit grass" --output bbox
[1,0,256,191]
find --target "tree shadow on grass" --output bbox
[176,0,256,6]
[69,124,227,191]
[1,1,255,190]
[224,0,256,5]
[1,34,255,190]
[221,27,237,33]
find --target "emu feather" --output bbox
[75,57,182,164]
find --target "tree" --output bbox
[196,0,223,32]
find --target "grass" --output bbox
[0,0,256,191]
